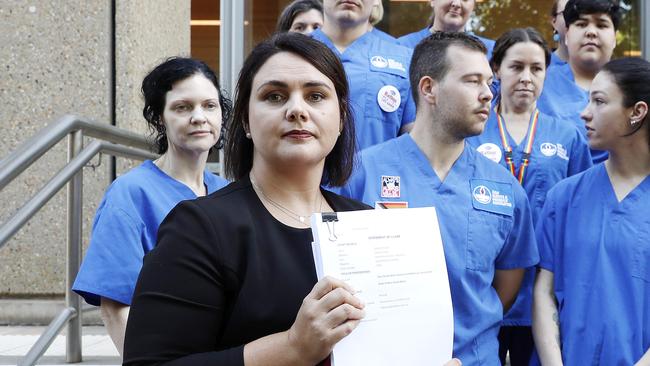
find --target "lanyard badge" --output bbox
[496,109,540,185]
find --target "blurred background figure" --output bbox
[538,0,622,164]
[550,0,570,66]
[398,0,495,58]
[368,0,396,42]
[312,0,416,150]
[276,0,324,34]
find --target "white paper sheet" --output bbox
[311,207,453,366]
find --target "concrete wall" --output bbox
[115,0,190,174]
[0,0,190,307]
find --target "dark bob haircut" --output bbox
[491,27,551,72]
[409,32,487,106]
[224,32,355,187]
[602,57,650,147]
[276,0,323,33]
[563,0,622,30]
[141,57,232,154]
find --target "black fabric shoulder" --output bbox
[322,188,372,211]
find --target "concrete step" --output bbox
[0,300,102,326]
[0,325,119,365]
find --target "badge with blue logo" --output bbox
[470,179,514,216]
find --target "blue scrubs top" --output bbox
[537,62,608,163]
[537,164,650,365]
[397,27,495,59]
[467,109,592,326]
[312,29,415,150]
[336,134,539,365]
[72,160,229,306]
[550,52,567,67]
[371,27,397,43]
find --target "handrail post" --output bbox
[66,130,83,363]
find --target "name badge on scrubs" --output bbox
[375,201,409,209]
[477,143,502,163]
[377,85,400,113]
[470,179,514,216]
[380,175,401,197]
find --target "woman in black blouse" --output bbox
[122,33,368,366]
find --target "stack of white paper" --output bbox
[311,207,454,366]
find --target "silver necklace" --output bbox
[250,174,323,225]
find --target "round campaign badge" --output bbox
[540,142,557,157]
[377,85,401,113]
[477,143,502,163]
[370,55,388,68]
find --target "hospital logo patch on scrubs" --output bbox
[473,185,492,204]
[380,175,400,198]
[375,201,408,209]
[477,143,502,163]
[470,179,514,216]
[556,143,569,161]
[377,85,400,113]
[371,56,388,68]
[540,142,557,157]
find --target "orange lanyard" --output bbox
[496,110,540,185]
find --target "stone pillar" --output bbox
[0,0,190,323]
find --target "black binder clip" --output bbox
[321,212,338,242]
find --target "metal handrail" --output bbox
[0,114,152,191]
[0,115,158,365]
[0,139,156,249]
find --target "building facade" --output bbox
[0,0,646,321]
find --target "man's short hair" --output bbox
[409,32,487,106]
[563,0,622,30]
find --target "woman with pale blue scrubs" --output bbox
[467,27,592,366]
[533,57,650,365]
[397,0,495,57]
[537,0,621,164]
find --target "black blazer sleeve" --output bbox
[123,198,243,366]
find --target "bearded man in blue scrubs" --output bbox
[312,0,416,150]
[336,32,539,365]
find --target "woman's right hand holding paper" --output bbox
[287,276,366,365]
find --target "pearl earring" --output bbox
[245,132,252,139]
[553,32,560,43]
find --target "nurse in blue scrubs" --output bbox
[337,32,539,365]
[72,57,230,355]
[397,0,495,58]
[533,57,650,366]
[368,0,397,42]
[537,0,621,164]
[549,0,569,67]
[312,0,416,150]
[467,27,592,366]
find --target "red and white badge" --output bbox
[477,143,502,163]
[380,175,400,198]
[375,201,408,209]
[377,85,400,113]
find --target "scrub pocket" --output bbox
[533,169,550,208]
[631,223,650,282]
[466,210,513,271]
